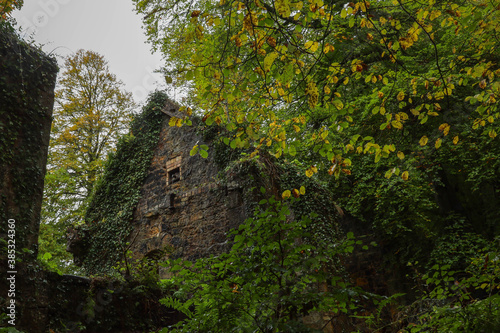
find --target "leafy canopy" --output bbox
[134,0,499,179]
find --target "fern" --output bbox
[159,296,193,318]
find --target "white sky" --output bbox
[12,0,166,105]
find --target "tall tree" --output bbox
[40,49,134,273]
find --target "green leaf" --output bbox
[263,52,278,72]
[190,145,199,156]
[349,17,355,28]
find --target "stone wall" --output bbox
[0,24,58,331]
[129,105,246,271]
[0,24,58,260]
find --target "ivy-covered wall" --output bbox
[70,92,169,275]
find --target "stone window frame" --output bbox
[166,156,182,185]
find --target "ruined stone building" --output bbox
[126,102,247,273]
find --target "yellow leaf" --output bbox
[397,151,405,159]
[453,136,459,144]
[305,169,314,177]
[397,91,405,101]
[275,0,291,17]
[293,125,301,132]
[282,190,291,199]
[305,41,319,52]
[419,136,428,146]
[169,117,181,127]
[489,130,497,138]
[391,121,403,129]
[435,138,442,149]
[401,171,409,181]
[299,186,306,195]
[323,44,335,53]
[439,123,450,136]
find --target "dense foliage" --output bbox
[133,0,500,331]
[161,196,364,332]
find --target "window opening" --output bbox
[168,167,180,184]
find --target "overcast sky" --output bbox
[12,0,167,105]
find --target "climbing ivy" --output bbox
[80,91,169,275]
